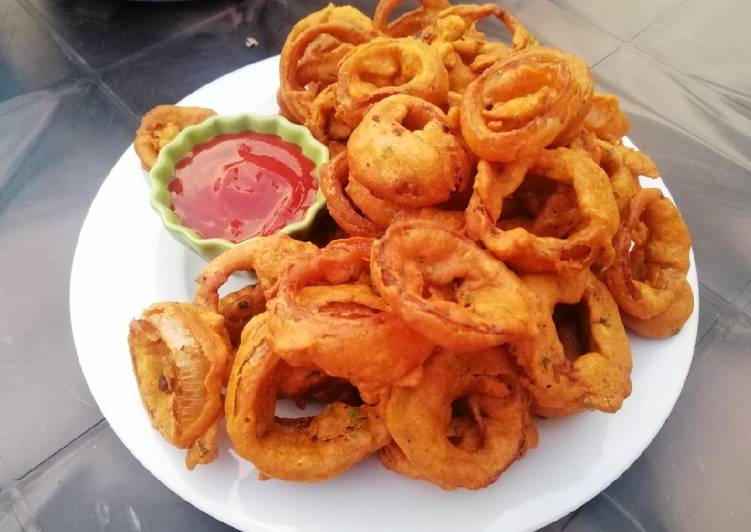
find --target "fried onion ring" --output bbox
[621,279,694,339]
[604,188,691,319]
[460,47,593,162]
[225,313,390,481]
[194,233,318,311]
[267,238,434,392]
[335,38,449,129]
[466,148,619,274]
[584,92,630,142]
[513,271,632,415]
[128,302,230,469]
[278,5,377,124]
[374,0,451,37]
[371,219,535,351]
[320,151,384,237]
[217,284,266,347]
[134,105,216,170]
[383,348,538,489]
[348,95,472,207]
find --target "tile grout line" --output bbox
[96,7,237,77]
[13,0,139,125]
[9,418,106,487]
[626,0,691,44]
[630,41,751,115]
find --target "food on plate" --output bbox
[460,47,593,162]
[194,232,318,310]
[127,302,230,469]
[277,5,377,125]
[225,313,390,481]
[167,131,318,242]
[421,3,536,99]
[466,148,619,274]
[347,95,472,208]
[134,105,216,170]
[371,219,535,351]
[604,188,692,330]
[319,151,384,237]
[267,237,434,398]
[335,38,450,129]
[374,0,451,38]
[381,347,537,489]
[620,280,694,339]
[129,0,695,489]
[512,271,632,417]
[217,284,266,346]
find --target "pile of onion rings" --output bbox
[128,0,694,490]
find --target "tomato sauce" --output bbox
[168,131,318,242]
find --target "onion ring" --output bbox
[134,105,216,170]
[584,92,630,142]
[194,233,318,311]
[383,347,538,489]
[604,188,691,319]
[267,238,435,392]
[217,283,266,347]
[319,151,384,237]
[348,94,473,207]
[335,37,449,129]
[460,47,593,162]
[466,148,619,274]
[621,279,694,339]
[278,5,377,124]
[373,0,451,37]
[513,271,632,416]
[225,313,390,481]
[128,302,230,469]
[371,218,535,351]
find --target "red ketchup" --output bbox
[168,131,317,243]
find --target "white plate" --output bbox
[70,55,699,532]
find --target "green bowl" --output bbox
[148,113,329,262]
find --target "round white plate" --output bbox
[70,55,699,532]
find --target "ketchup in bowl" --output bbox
[168,132,318,243]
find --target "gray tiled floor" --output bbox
[550,0,684,41]
[635,0,751,102]
[1,0,750,531]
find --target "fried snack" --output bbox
[584,92,631,142]
[128,303,231,469]
[513,271,632,416]
[621,279,694,338]
[225,314,390,481]
[278,5,377,125]
[346,177,408,228]
[466,147,619,274]
[267,238,434,395]
[217,284,266,347]
[371,219,534,351]
[373,0,451,37]
[421,4,535,95]
[134,105,216,170]
[382,348,538,489]
[320,151,384,237]
[597,140,659,216]
[276,360,331,399]
[194,233,318,311]
[460,47,593,162]
[604,189,691,320]
[347,95,472,208]
[305,84,352,154]
[335,37,449,129]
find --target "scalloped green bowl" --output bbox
[149,113,329,262]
